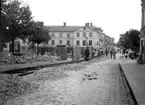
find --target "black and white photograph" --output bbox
[0,0,145,105]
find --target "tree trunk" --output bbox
[37,43,39,56]
[12,39,15,55]
[0,35,2,52]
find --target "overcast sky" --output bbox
[23,0,141,42]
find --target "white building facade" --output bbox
[46,23,105,51]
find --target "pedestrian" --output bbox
[125,53,128,60]
[122,49,126,56]
[105,49,108,56]
[113,51,116,59]
[84,47,90,61]
[134,51,137,59]
[92,49,95,58]
[110,50,113,59]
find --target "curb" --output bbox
[118,63,138,105]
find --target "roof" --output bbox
[45,26,84,32]
[44,25,105,39]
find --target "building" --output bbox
[46,23,105,50]
[7,38,31,54]
[1,22,112,56]
[140,0,145,62]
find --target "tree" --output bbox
[1,0,33,54]
[0,0,9,50]
[119,29,140,51]
[29,21,50,56]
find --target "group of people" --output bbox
[84,47,142,62]
[84,47,117,61]
[84,47,99,61]
[121,49,139,60]
[109,50,117,59]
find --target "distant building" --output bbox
[140,0,145,62]
[46,22,105,50]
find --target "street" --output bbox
[1,0,144,105]
[4,55,136,105]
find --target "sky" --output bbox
[23,0,141,43]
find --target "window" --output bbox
[77,32,80,37]
[83,32,86,37]
[83,40,86,46]
[76,40,80,45]
[89,40,92,46]
[67,40,70,45]
[67,33,70,38]
[59,40,62,44]
[52,40,55,45]
[52,33,55,37]
[60,33,62,37]
[89,32,92,37]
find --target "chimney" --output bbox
[87,23,89,27]
[85,23,89,27]
[90,23,93,27]
[63,22,66,26]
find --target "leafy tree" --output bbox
[1,0,33,54]
[29,21,50,56]
[0,0,8,50]
[119,29,140,51]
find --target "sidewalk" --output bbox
[117,53,145,105]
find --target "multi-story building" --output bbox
[1,23,111,56]
[140,0,145,62]
[46,23,105,50]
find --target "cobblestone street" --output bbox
[3,56,135,105]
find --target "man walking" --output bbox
[84,47,90,61]
[113,51,116,59]
[105,49,108,56]
[110,50,113,59]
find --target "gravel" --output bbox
[0,55,107,105]
[0,74,39,105]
